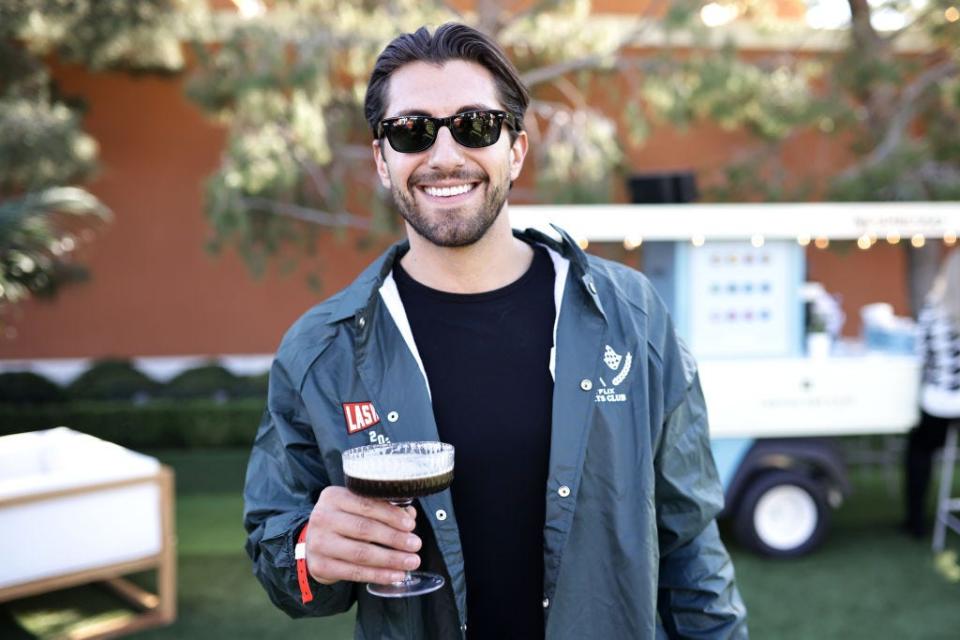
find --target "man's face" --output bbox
[373,59,528,248]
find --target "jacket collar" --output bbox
[518,224,605,318]
[324,241,408,325]
[323,224,602,325]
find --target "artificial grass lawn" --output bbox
[2,449,958,639]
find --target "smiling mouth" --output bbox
[419,183,480,198]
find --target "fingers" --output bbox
[330,488,417,532]
[307,556,408,586]
[317,533,421,574]
[306,486,423,585]
[308,530,420,585]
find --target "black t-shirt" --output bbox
[394,245,555,639]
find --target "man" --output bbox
[244,22,748,639]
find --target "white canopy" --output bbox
[510,202,960,243]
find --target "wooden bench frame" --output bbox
[0,466,176,639]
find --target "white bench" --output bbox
[0,428,176,638]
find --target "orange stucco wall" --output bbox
[1,62,385,358]
[1,28,911,359]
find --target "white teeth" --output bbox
[423,184,473,197]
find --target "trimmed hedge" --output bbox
[161,365,239,400]
[68,359,161,401]
[235,372,269,398]
[0,372,68,404]
[0,399,265,449]
[0,360,271,405]
[160,365,269,400]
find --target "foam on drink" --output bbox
[342,444,454,500]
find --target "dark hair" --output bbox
[364,23,529,142]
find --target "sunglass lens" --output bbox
[387,117,436,153]
[451,112,502,148]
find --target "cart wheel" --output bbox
[734,470,830,557]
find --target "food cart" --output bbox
[513,201,960,557]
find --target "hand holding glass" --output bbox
[341,441,454,598]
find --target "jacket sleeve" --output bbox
[654,345,749,639]
[243,359,357,617]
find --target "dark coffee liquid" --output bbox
[346,470,454,500]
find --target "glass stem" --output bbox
[389,498,414,585]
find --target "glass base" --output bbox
[366,572,445,598]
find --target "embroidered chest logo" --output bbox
[342,401,380,434]
[596,345,632,404]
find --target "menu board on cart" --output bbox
[687,240,804,358]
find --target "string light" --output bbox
[691,234,706,247]
[945,231,958,246]
[700,2,739,27]
[623,235,643,251]
[577,238,589,250]
[814,237,829,249]
[797,234,811,247]
[886,232,901,245]
[946,7,960,22]
[236,0,267,19]
[750,234,765,248]
[911,234,926,248]
[857,235,872,250]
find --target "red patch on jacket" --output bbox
[342,401,380,434]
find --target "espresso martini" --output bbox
[341,441,455,598]
[345,467,454,500]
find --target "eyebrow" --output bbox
[390,104,494,118]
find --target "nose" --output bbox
[426,125,465,171]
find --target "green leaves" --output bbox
[0,187,110,304]
[0,0,186,313]
[4,0,186,72]
[535,105,622,203]
[0,97,99,193]
[187,1,454,282]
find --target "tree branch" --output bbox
[437,1,464,19]
[848,0,881,51]
[520,53,607,87]
[241,197,371,229]
[475,0,502,35]
[278,127,334,200]
[841,57,959,178]
[497,0,571,34]
[339,144,375,161]
[518,10,663,88]
[883,3,940,43]
[550,76,587,109]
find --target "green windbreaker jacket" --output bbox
[243,226,748,639]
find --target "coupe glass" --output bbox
[341,441,454,598]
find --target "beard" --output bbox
[390,169,509,248]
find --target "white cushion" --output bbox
[0,428,159,500]
[0,428,164,590]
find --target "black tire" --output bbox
[733,470,831,558]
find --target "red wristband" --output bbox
[295,524,313,604]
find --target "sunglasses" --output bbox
[377,109,518,153]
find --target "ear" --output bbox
[508,130,528,182]
[372,139,392,189]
